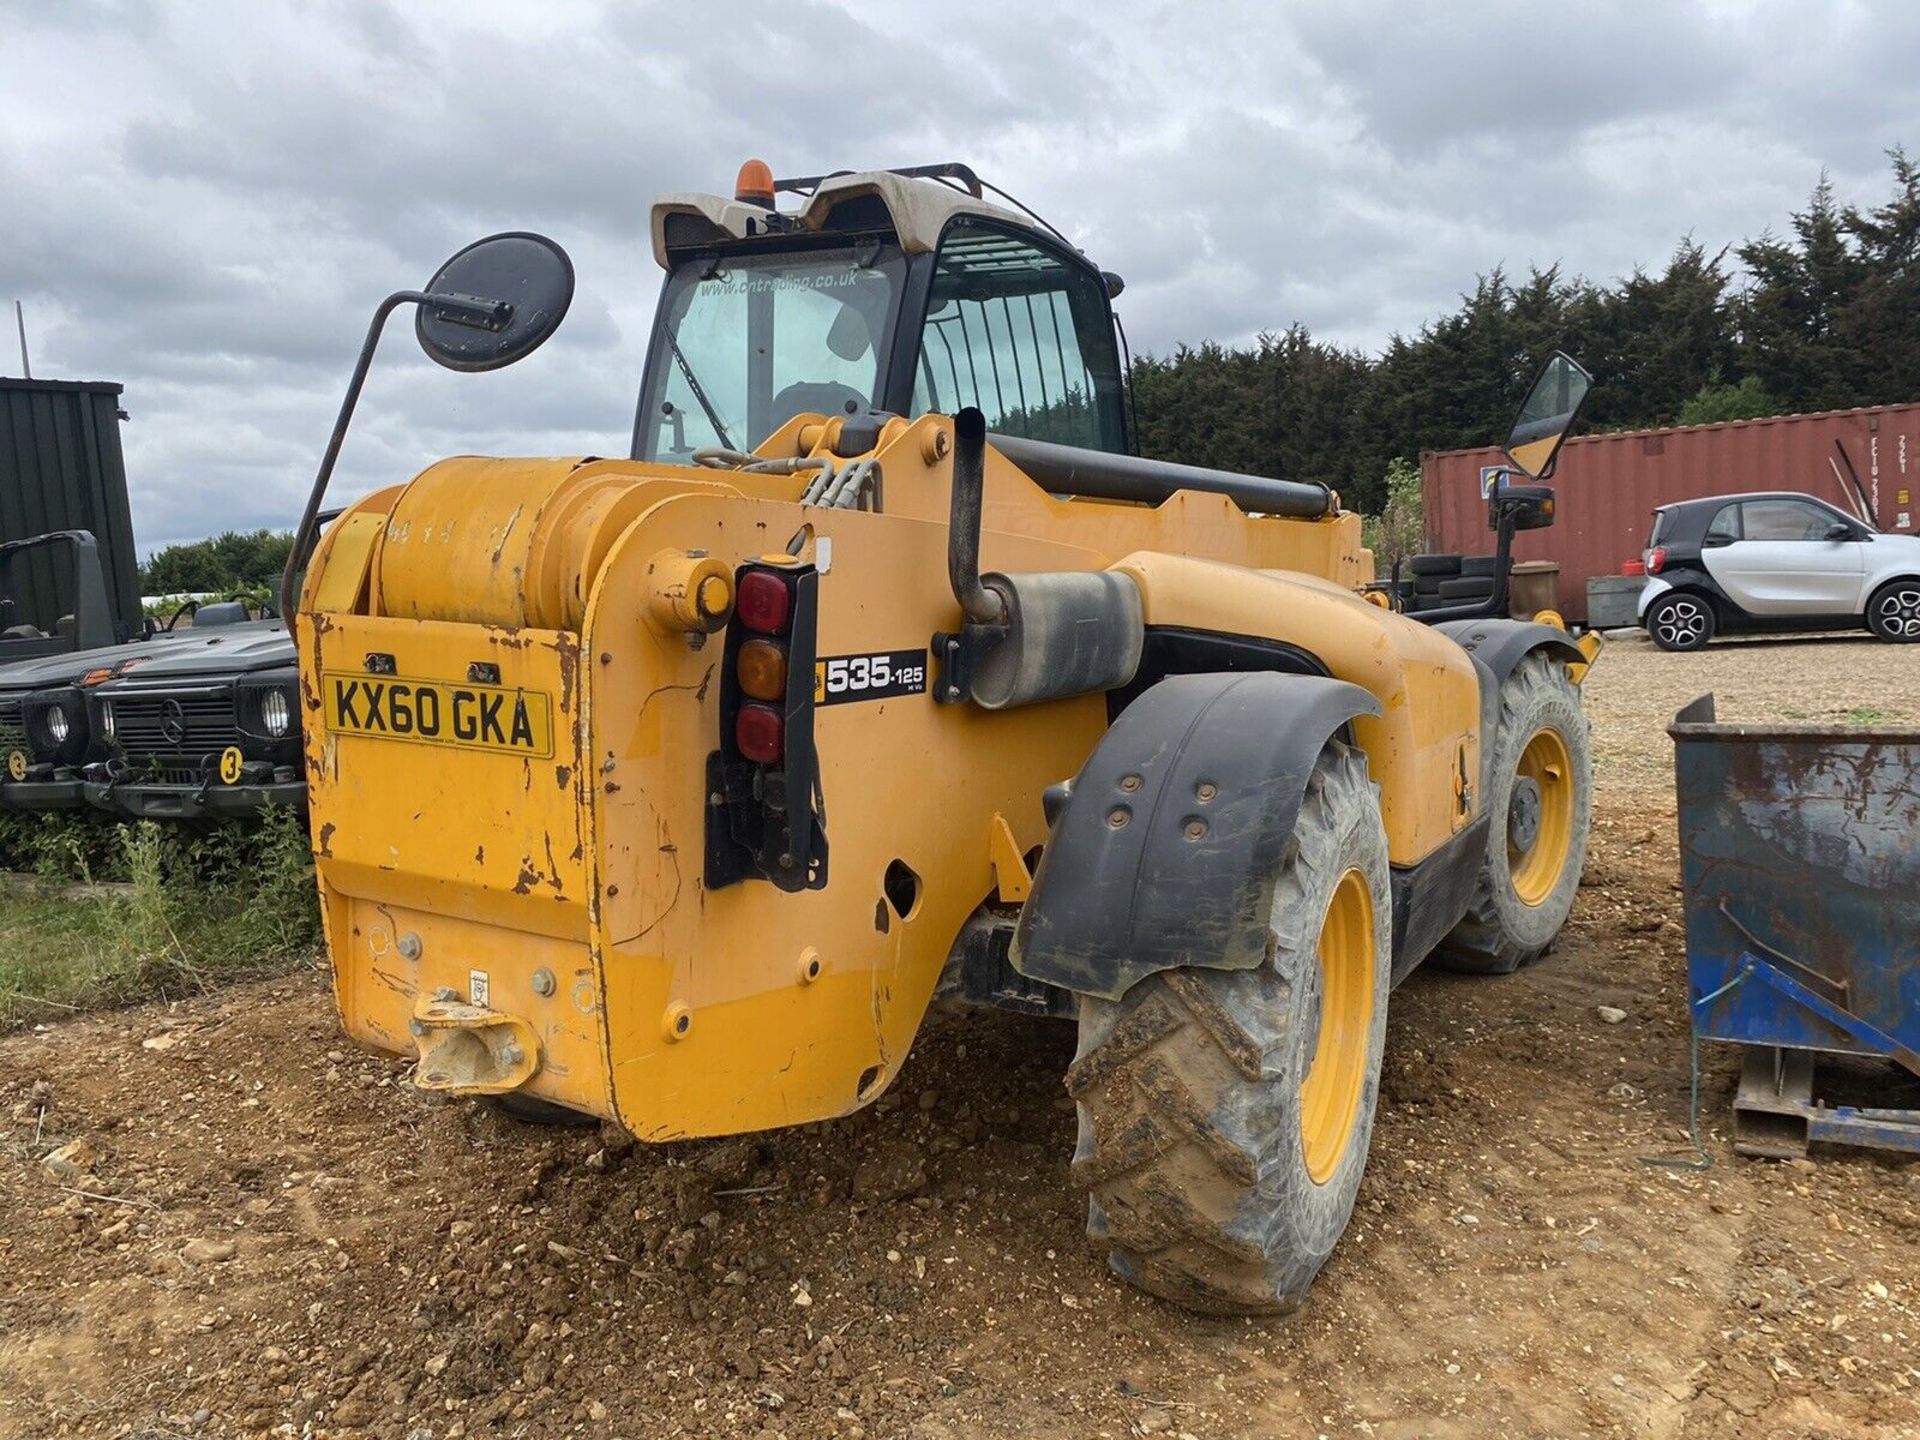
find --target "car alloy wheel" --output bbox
[1650,595,1712,651]
[1870,583,1920,642]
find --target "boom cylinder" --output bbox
[989,432,1335,519]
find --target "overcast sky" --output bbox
[5,0,1916,555]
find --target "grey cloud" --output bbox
[5,0,1917,555]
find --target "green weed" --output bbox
[0,806,321,1029]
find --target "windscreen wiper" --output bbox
[669,337,737,452]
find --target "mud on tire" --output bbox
[1065,742,1391,1315]
[1433,652,1592,975]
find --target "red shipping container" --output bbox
[1420,403,1920,622]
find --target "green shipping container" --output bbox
[0,378,141,641]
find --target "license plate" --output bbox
[322,672,554,758]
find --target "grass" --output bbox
[0,806,321,1030]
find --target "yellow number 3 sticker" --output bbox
[217,746,245,785]
[5,750,25,782]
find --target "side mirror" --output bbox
[1502,351,1592,481]
[1824,521,1857,541]
[416,232,574,372]
[282,232,574,620]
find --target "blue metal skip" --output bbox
[1670,694,1920,1158]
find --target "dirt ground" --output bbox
[4,634,1919,1440]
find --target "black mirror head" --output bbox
[416,232,574,373]
[1502,351,1593,481]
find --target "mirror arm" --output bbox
[280,289,423,623]
[280,287,495,623]
[1486,505,1516,615]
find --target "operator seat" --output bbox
[769,381,868,436]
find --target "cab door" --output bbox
[903,219,1130,454]
[1703,498,1867,616]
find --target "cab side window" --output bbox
[912,220,1126,452]
[1741,499,1833,542]
[1705,504,1742,543]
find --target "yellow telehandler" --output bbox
[283,162,1597,1314]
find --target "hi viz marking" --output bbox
[322,672,554,758]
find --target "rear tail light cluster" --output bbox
[708,559,828,892]
[733,567,798,764]
[1646,546,1667,575]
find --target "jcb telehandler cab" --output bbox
[288,163,1596,1315]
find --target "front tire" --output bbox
[1866,579,1920,642]
[1645,592,1716,651]
[1066,742,1391,1315]
[1434,653,1592,975]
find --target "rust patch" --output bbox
[552,635,579,715]
[555,765,572,790]
[512,862,541,895]
[315,822,336,859]
[489,504,525,567]
[474,844,485,865]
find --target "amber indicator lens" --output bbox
[735,703,785,764]
[737,570,793,635]
[737,638,788,702]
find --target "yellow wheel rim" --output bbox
[1300,868,1375,1186]
[1509,727,1574,907]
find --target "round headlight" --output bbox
[46,706,70,744]
[261,688,291,738]
[97,700,115,743]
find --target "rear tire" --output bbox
[1434,654,1592,975]
[485,1093,600,1128]
[1066,742,1391,1315]
[1645,592,1715,651]
[1866,579,1920,642]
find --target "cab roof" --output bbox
[649,167,1034,269]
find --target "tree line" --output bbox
[140,529,292,595]
[1131,151,1920,513]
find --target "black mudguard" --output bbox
[1432,617,1583,689]
[1010,672,1381,1001]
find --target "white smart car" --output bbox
[1637,492,1920,650]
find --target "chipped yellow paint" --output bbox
[299,413,1480,1140]
[1109,554,1483,859]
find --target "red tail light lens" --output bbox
[737,571,793,635]
[736,703,785,764]
[1646,546,1666,575]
